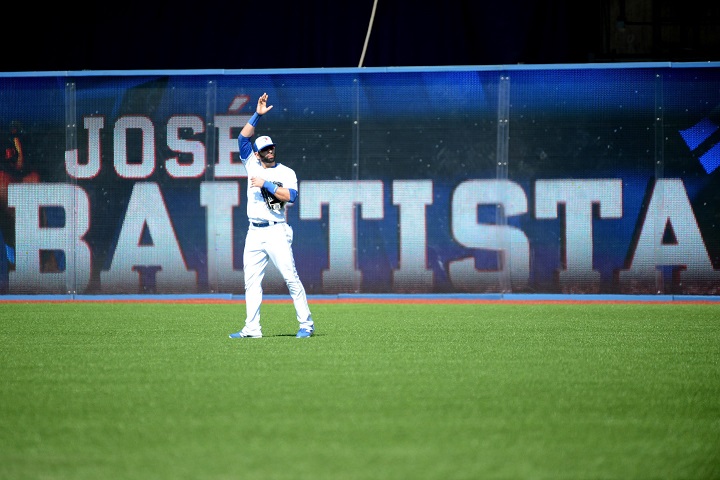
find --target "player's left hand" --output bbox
[250,176,265,188]
[257,93,273,115]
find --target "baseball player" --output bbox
[229,92,314,339]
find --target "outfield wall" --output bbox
[1,63,719,296]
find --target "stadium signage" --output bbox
[2,66,720,296]
[7,176,718,294]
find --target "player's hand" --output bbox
[250,176,265,188]
[257,93,273,115]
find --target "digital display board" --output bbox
[1,65,718,295]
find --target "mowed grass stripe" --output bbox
[1,302,718,480]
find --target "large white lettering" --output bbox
[619,178,720,293]
[300,180,384,293]
[114,116,156,179]
[214,115,246,178]
[7,177,718,295]
[166,116,206,178]
[100,182,196,293]
[65,116,104,179]
[536,179,622,293]
[66,114,247,180]
[449,179,530,292]
[392,180,433,292]
[8,183,91,293]
[200,181,243,292]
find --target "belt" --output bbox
[251,221,283,228]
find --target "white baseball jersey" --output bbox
[238,135,298,224]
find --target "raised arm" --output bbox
[240,92,273,139]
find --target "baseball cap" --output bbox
[254,135,275,151]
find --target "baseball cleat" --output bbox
[229,330,262,338]
[296,327,314,338]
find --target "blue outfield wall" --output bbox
[1,63,720,297]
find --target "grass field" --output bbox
[1,300,719,480]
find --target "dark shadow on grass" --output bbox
[275,333,322,338]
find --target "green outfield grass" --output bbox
[1,301,719,480]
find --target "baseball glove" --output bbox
[260,181,286,212]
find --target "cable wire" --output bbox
[358,0,379,67]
